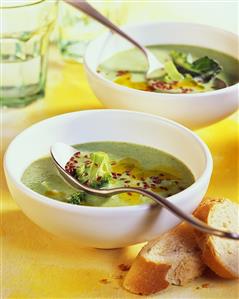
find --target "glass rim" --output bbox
[0,0,48,9]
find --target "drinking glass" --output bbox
[58,0,127,62]
[0,0,57,108]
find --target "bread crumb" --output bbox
[118,264,130,271]
[114,274,124,280]
[99,278,110,284]
[202,283,210,288]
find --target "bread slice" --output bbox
[193,197,239,279]
[123,223,205,295]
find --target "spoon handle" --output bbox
[119,187,239,240]
[65,0,147,56]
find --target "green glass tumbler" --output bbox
[0,0,57,108]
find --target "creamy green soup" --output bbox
[98,45,239,94]
[22,141,195,207]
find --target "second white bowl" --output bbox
[84,22,239,129]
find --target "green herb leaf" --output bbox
[191,56,222,81]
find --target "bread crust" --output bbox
[194,197,239,279]
[123,223,204,295]
[123,256,170,295]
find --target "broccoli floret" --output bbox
[164,60,184,81]
[90,178,110,189]
[74,151,112,189]
[75,163,87,182]
[170,51,222,82]
[170,51,196,75]
[68,192,86,205]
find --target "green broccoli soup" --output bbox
[97,45,239,94]
[22,142,195,207]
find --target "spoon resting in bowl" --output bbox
[64,0,164,78]
[50,142,239,241]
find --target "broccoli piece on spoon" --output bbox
[74,151,112,189]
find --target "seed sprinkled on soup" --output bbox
[22,142,195,207]
[97,45,239,94]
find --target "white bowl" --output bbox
[84,22,239,129]
[4,110,213,248]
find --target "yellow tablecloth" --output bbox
[1,49,239,299]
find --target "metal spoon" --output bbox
[65,0,164,78]
[51,143,239,241]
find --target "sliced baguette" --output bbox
[193,197,239,279]
[123,223,205,295]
